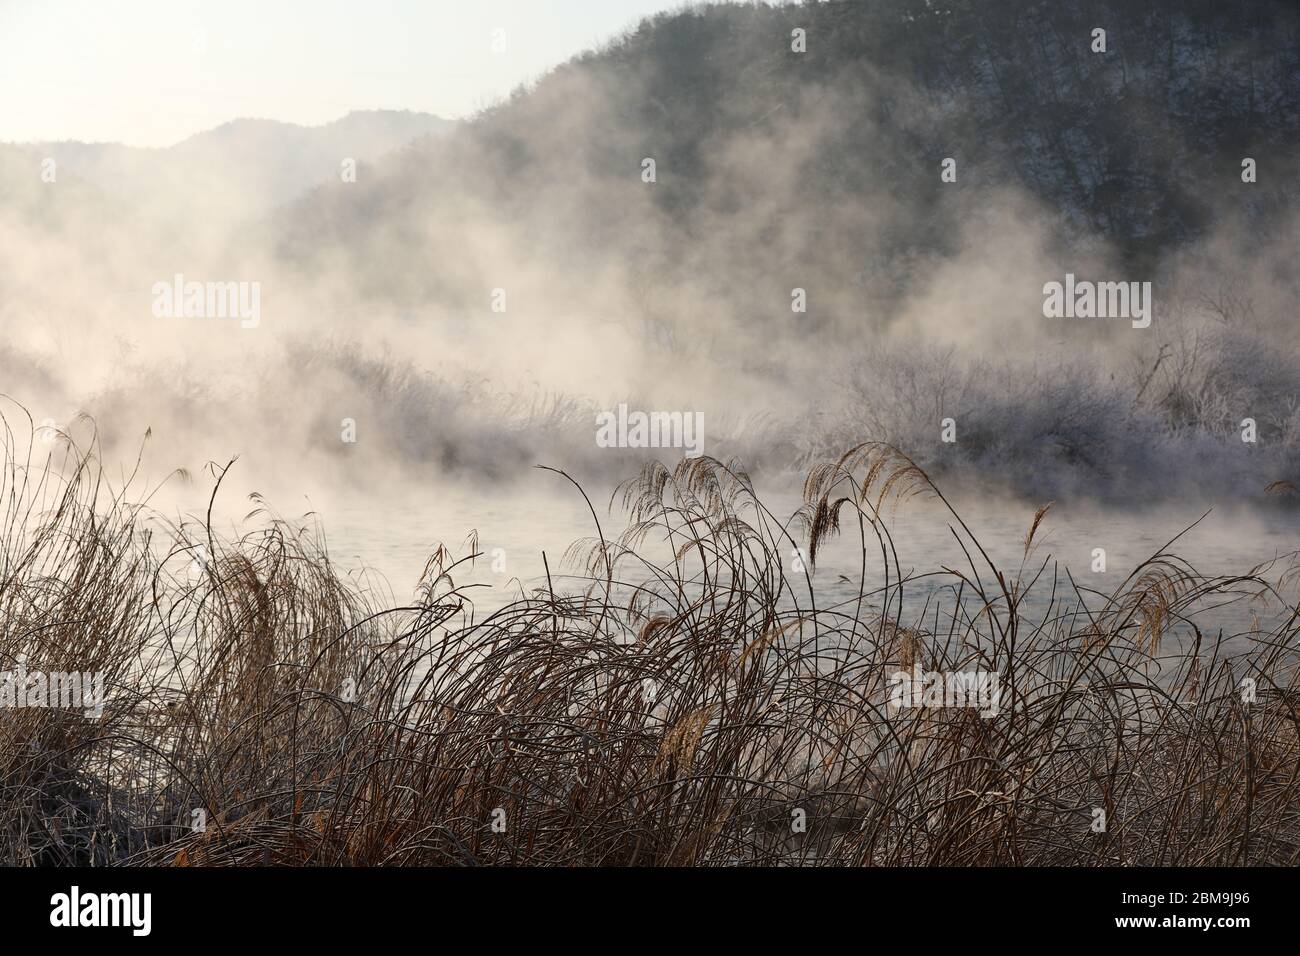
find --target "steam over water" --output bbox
[4,0,1299,631]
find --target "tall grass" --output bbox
[1,411,1297,866]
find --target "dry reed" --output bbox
[1,414,1297,867]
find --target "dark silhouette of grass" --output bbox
[1,410,1297,866]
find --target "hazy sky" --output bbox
[0,0,729,147]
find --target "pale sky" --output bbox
[0,0,733,147]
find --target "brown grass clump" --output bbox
[1,423,1298,867]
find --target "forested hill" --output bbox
[275,0,1300,329]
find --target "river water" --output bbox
[315,479,1300,643]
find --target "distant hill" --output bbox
[4,110,449,225]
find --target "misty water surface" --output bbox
[307,481,1300,644]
